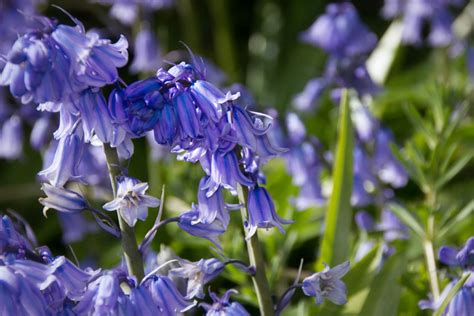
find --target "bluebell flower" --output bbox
[129,285,161,315]
[0,115,23,160]
[382,0,463,46]
[47,256,95,300]
[73,88,125,145]
[169,258,225,299]
[38,133,84,187]
[144,275,196,315]
[292,78,328,112]
[373,130,408,188]
[351,146,376,207]
[200,289,250,316]
[0,17,73,104]
[377,209,409,242]
[351,100,378,143]
[103,176,160,227]
[208,149,254,196]
[39,183,88,215]
[52,25,128,89]
[73,269,133,315]
[286,112,307,146]
[0,215,33,254]
[355,211,375,232]
[0,265,49,315]
[95,0,174,25]
[195,177,230,226]
[246,186,292,239]
[30,114,53,150]
[177,209,226,247]
[131,24,162,74]
[419,281,474,315]
[439,237,474,271]
[301,2,377,58]
[302,261,350,305]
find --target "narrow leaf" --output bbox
[438,201,474,239]
[316,89,353,269]
[358,252,405,316]
[436,152,473,189]
[434,273,472,316]
[388,203,424,239]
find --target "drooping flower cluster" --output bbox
[0,213,266,314]
[382,0,464,46]
[294,2,378,112]
[108,59,290,239]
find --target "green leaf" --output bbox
[438,200,474,239]
[358,252,405,316]
[388,203,424,239]
[434,273,472,316]
[316,89,354,269]
[436,152,473,189]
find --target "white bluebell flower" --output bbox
[103,176,160,227]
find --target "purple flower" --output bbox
[52,25,128,89]
[377,209,409,242]
[47,256,94,300]
[382,0,463,46]
[73,270,133,315]
[373,130,408,188]
[39,183,88,215]
[355,211,375,232]
[177,209,226,247]
[195,177,230,226]
[301,3,376,58]
[38,134,84,187]
[0,17,73,104]
[246,186,292,239]
[351,101,378,143]
[292,78,328,112]
[0,265,49,315]
[130,24,162,74]
[302,261,350,305]
[0,215,33,256]
[144,275,196,315]
[200,289,250,316]
[0,115,23,160]
[439,237,474,271]
[208,149,254,196]
[103,176,160,227]
[169,258,225,299]
[419,281,474,315]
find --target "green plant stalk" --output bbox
[423,214,440,300]
[237,185,274,316]
[103,145,145,282]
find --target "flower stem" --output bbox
[237,184,274,316]
[423,214,440,300]
[103,144,145,282]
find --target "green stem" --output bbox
[423,214,440,300]
[103,145,145,282]
[237,185,274,316]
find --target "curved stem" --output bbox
[103,144,145,282]
[237,184,274,316]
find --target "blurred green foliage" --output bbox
[1,0,473,314]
